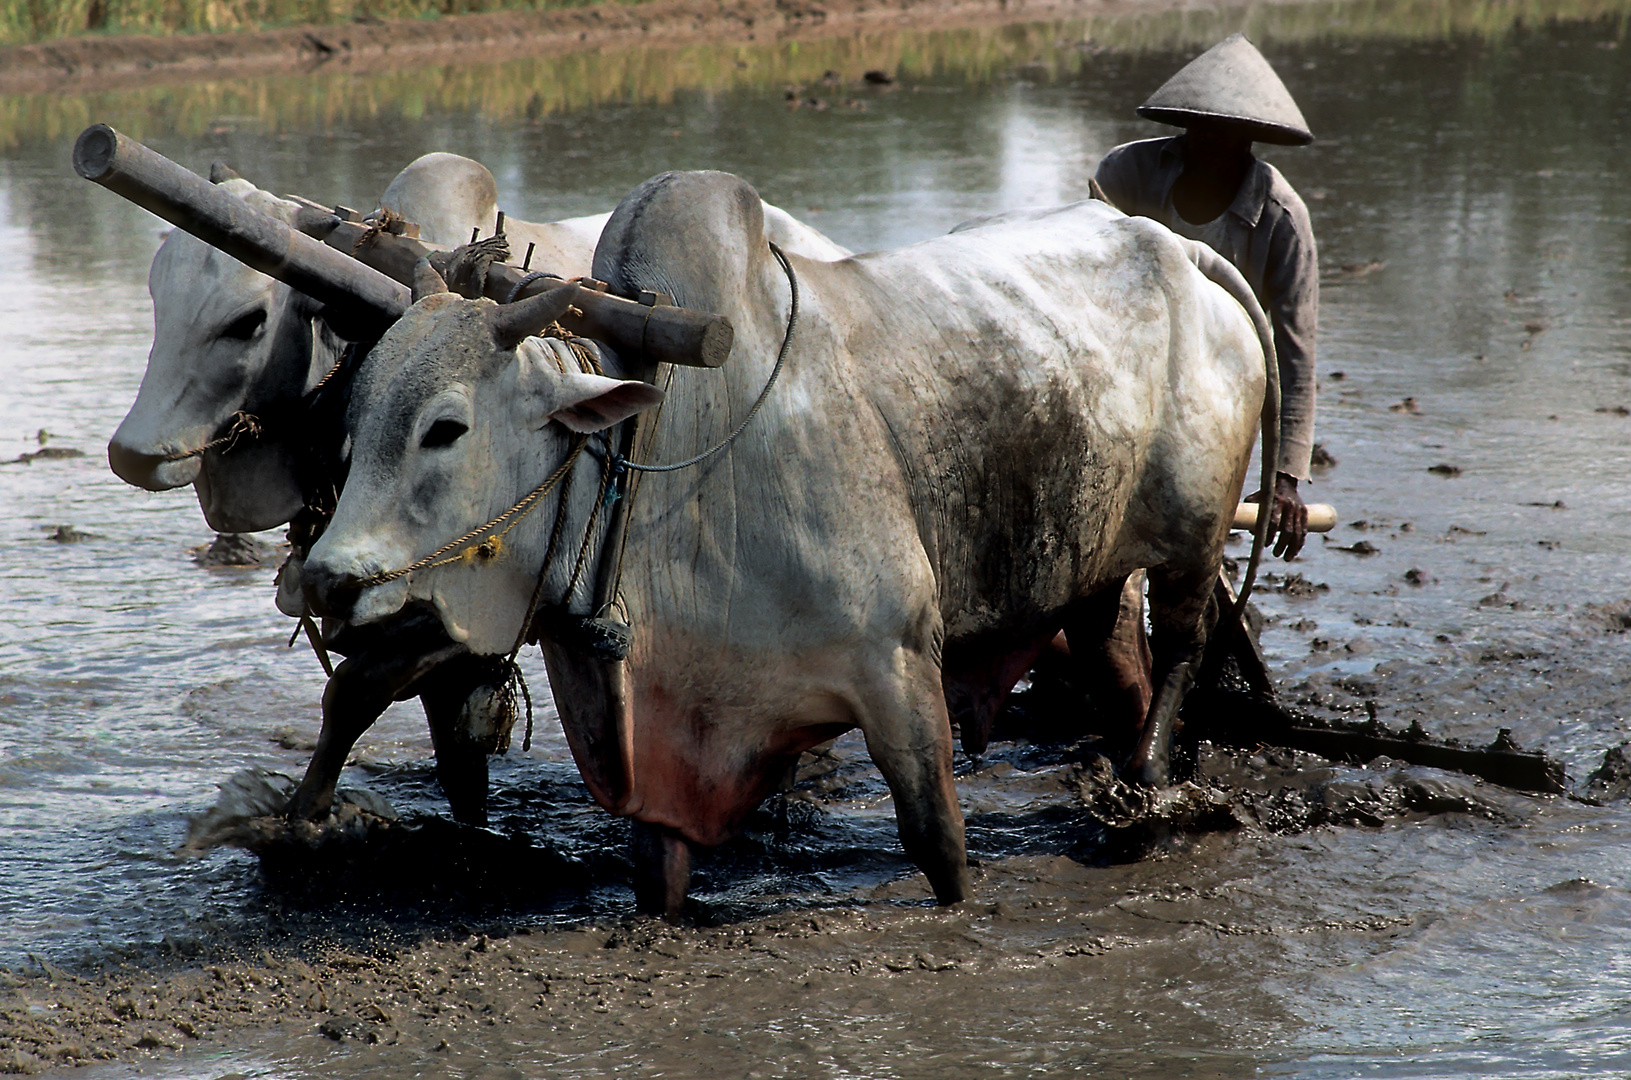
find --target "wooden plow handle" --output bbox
[1232,502,1338,532]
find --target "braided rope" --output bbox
[564,439,615,604]
[436,235,511,298]
[505,461,575,755]
[160,411,263,462]
[307,354,348,396]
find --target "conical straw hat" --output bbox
[1137,32,1313,146]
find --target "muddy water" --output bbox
[4,7,1631,1078]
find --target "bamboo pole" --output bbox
[1232,502,1338,533]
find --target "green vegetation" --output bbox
[2,0,1624,46]
[0,0,585,47]
[1,0,1626,145]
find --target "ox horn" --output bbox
[490,281,581,351]
[411,257,450,304]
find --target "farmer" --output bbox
[1094,31,1318,559]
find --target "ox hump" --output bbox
[593,171,767,312]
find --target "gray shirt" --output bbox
[1094,136,1318,481]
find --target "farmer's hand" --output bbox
[1245,473,1309,560]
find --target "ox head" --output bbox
[108,177,326,532]
[109,156,517,535]
[302,274,664,654]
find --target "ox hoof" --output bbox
[283,785,335,824]
[1122,741,1172,788]
[435,750,490,829]
[1131,757,1171,789]
[931,871,973,907]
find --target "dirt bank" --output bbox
[0,0,1274,96]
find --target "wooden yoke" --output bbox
[72,124,734,369]
[301,215,733,369]
[73,123,409,337]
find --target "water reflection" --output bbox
[3,0,1627,148]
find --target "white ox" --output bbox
[103,156,854,828]
[98,156,614,827]
[301,170,1270,913]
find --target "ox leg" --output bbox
[286,641,464,821]
[1062,571,1153,748]
[631,821,692,920]
[418,655,513,829]
[1125,567,1218,787]
[861,657,971,905]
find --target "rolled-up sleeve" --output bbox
[1261,196,1318,481]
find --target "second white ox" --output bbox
[302,171,1268,912]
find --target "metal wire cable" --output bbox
[615,242,797,476]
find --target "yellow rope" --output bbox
[307,354,348,395]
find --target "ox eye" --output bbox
[221,309,267,340]
[421,419,469,449]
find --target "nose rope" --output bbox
[506,444,581,754]
[159,410,264,462]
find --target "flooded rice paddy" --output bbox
[4,4,1631,1076]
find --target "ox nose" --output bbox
[301,558,365,621]
[107,436,198,491]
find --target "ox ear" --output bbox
[492,282,581,351]
[543,371,665,434]
[210,161,241,183]
[412,258,450,304]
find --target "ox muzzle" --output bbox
[106,432,203,491]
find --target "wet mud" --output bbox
[187,533,279,568]
[6,10,1631,1077]
[2,648,1613,1077]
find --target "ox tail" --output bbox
[1179,239,1280,621]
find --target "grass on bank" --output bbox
[0,0,595,47]
[3,0,1626,149]
[3,0,1629,46]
